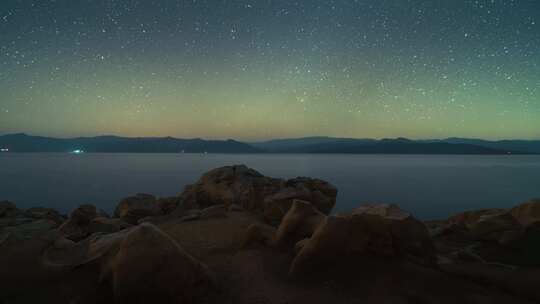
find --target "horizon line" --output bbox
[1,132,539,142]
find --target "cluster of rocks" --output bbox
[245,200,436,276]
[0,202,64,241]
[0,165,339,303]
[0,202,216,303]
[174,165,338,224]
[431,199,540,267]
[1,165,539,304]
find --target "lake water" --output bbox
[0,153,539,220]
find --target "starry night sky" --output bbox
[1,0,539,140]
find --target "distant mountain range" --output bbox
[0,133,260,153]
[0,133,539,154]
[252,137,540,154]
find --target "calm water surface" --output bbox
[0,153,539,219]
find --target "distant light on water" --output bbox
[71,149,84,154]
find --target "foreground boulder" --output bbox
[89,217,132,234]
[177,165,282,210]
[242,223,277,248]
[43,229,130,269]
[448,208,507,228]
[447,199,540,229]
[1,192,539,304]
[176,165,337,224]
[0,203,61,283]
[1,219,58,242]
[510,199,540,226]
[501,221,540,262]
[468,212,522,242]
[434,200,540,267]
[441,208,523,244]
[24,207,65,226]
[0,201,30,229]
[157,196,182,214]
[59,204,130,241]
[352,204,435,260]
[42,223,216,303]
[0,219,60,295]
[440,263,540,302]
[263,178,337,224]
[58,204,102,241]
[109,223,215,303]
[274,200,325,246]
[114,194,162,224]
[0,201,21,218]
[290,204,435,276]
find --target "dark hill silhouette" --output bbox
[250,136,376,152]
[0,133,261,153]
[1,133,538,154]
[286,141,512,154]
[252,137,536,154]
[431,138,540,154]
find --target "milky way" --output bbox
[0,0,539,140]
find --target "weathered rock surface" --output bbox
[0,219,61,297]
[2,172,539,304]
[0,201,21,218]
[440,263,540,302]
[41,223,217,303]
[0,202,35,229]
[448,208,507,228]
[71,204,103,223]
[109,223,215,304]
[180,212,202,222]
[228,204,244,212]
[1,219,58,241]
[114,193,162,224]
[442,208,520,244]
[294,238,310,254]
[157,196,181,214]
[263,177,337,224]
[0,203,62,290]
[274,200,325,246]
[468,212,522,242]
[176,165,337,224]
[200,204,227,219]
[434,200,540,267]
[290,204,435,276]
[353,204,435,262]
[89,217,132,234]
[510,199,540,226]
[58,204,101,241]
[43,229,129,269]
[0,216,35,230]
[177,165,281,210]
[242,223,276,248]
[24,207,65,226]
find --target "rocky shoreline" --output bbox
[1,165,539,303]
